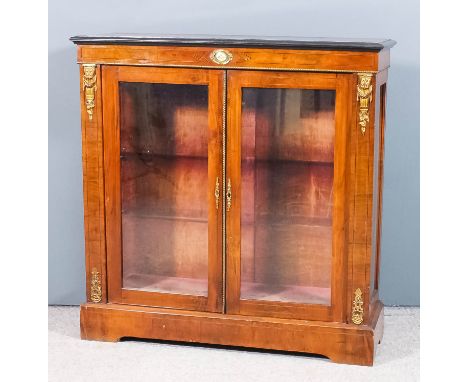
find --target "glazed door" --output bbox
[103,66,224,312]
[226,71,349,321]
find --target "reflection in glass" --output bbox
[120,82,209,296]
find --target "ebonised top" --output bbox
[70,34,396,52]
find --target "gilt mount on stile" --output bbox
[71,34,396,366]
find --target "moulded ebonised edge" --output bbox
[69,34,397,51]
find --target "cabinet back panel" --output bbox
[120,82,209,157]
[122,217,208,295]
[121,156,208,219]
[241,89,335,162]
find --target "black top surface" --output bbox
[70,34,396,51]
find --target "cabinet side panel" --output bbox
[370,70,388,302]
[369,79,381,302]
[80,64,107,303]
[347,73,377,325]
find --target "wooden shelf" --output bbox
[121,152,208,161]
[243,215,332,227]
[242,157,334,166]
[122,209,208,224]
[124,273,208,296]
[121,153,209,221]
[122,153,333,166]
[241,281,330,305]
[122,209,330,227]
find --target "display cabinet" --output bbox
[71,34,396,365]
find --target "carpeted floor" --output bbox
[49,306,419,381]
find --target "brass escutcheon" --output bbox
[210,49,233,65]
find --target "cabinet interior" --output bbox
[118,81,336,305]
[119,82,210,297]
[240,88,335,305]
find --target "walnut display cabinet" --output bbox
[71,34,396,366]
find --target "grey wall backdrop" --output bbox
[49,0,420,305]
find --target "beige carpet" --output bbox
[49,306,419,381]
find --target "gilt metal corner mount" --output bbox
[351,288,364,325]
[357,73,373,135]
[90,267,102,303]
[82,64,97,121]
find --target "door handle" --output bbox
[226,178,232,211]
[215,177,220,210]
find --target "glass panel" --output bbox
[371,83,387,293]
[120,82,209,296]
[240,88,335,305]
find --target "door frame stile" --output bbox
[222,70,227,313]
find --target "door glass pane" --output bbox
[120,82,209,296]
[240,88,335,305]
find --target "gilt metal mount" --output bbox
[351,288,364,325]
[226,179,232,211]
[90,267,102,303]
[356,73,373,135]
[82,64,97,121]
[215,177,220,210]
